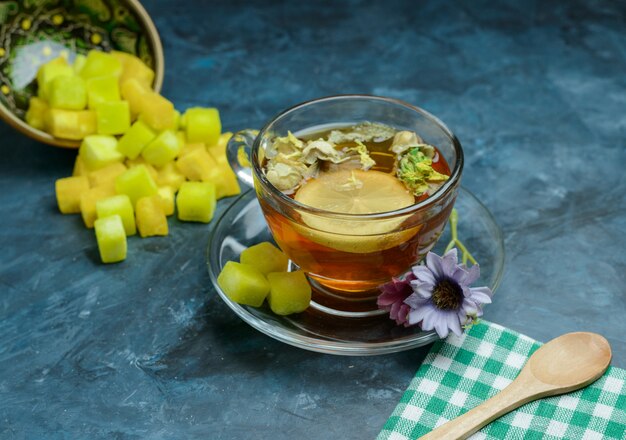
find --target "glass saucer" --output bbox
[206,187,505,356]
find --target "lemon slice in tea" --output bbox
[293,170,421,253]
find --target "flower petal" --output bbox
[412,265,437,285]
[447,312,463,337]
[451,266,469,286]
[411,281,434,299]
[397,304,410,325]
[469,286,493,305]
[377,292,399,307]
[426,252,444,279]
[460,298,479,316]
[462,264,481,285]
[443,248,459,263]
[407,303,434,325]
[404,293,429,309]
[389,301,401,320]
[441,248,459,277]
[433,315,450,339]
[421,306,443,332]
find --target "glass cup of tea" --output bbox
[227,95,463,312]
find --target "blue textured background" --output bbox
[1,0,625,438]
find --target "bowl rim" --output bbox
[0,0,165,149]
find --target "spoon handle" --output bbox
[419,373,549,440]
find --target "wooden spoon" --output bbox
[420,332,611,440]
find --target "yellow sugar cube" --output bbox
[120,78,150,119]
[217,261,270,307]
[117,120,155,159]
[26,97,49,131]
[79,135,123,170]
[80,184,116,228]
[45,109,97,140]
[72,155,88,176]
[141,130,180,167]
[267,271,311,315]
[214,165,241,199]
[125,157,158,181]
[172,110,181,130]
[136,196,168,237]
[115,164,158,206]
[73,54,87,75]
[206,132,233,163]
[111,51,155,88]
[96,100,131,135]
[94,215,127,263]
[55,175,90,214]
[139,92,175,131]
[96,194,136,236]
[48,75,87,110]
[178,142,205,158]
[79,50,123,80]
[240,242,289,275]
[184,107,221,145]
[175,148,217,181]
[86,75,120,109]
[37,57,74,99]
[176,181,216,223]
[157,186,175,216]
[87,162,127,188]
[156,162,185,191]
[176,130,186,146]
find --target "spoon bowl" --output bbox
[529,332,611,390]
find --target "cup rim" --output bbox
[251,94,464,220]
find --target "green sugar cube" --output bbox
[184,107,221,145]
[94,215,127,263]
[87,75,120,109]
[156,162,185,191]
[267,271,311,315]
[45,109,97,140]
[240,242,289,275]
[217,261,270,307]
[79,50,123,80]
[115,164,158,206]
[117,120,156,159]
[79,135,123,170]
[96,194,136,236]
[73,54,87,75]
[176,181,216,223]
[37,57,74,99]
[141,130,180,167]
[96,100,131,135]
[48,75,87,110]
[157,186,175,216]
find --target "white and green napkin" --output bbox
[378,320,626,439]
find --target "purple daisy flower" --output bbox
[377,272,416,326]
[405,248,493,339]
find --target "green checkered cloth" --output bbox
[378,320,626,439]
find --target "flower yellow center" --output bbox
[432,279,463,310]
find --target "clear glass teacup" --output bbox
[227,95,463,310]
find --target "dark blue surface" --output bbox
[1,0,625,438]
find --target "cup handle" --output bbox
[226,129,258,189]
